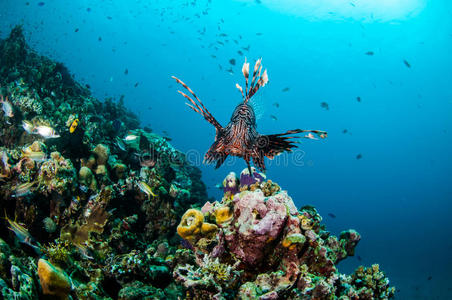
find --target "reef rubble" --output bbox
[0,26,394,299]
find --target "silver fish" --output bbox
[33,126,60,139]
[0,95,13,118]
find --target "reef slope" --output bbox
[0,26,394,299]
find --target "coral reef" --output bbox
[0,26,208,299]
[174,170,395,299]
[0,26,394,300]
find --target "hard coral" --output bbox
[37,151,76,196]
[78,166,97,191]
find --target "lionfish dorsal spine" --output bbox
[240,58,268,104]
[172,76,222,131]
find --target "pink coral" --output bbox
[223,189,296,267]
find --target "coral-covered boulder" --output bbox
[174,170,395,299]
[224,189,296,267]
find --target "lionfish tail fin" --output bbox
[243,58,268,104]
[172,76,223,130]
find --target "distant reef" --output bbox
[0,26,394,299]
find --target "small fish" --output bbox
[273,102,280,108]
[22,120,34,134]
[282,87,290,92]
[137,181,156,200]
[256,32,263,36]
[229,58,236,65]
[270,115,278,121]
[38,2,45,6]
[75,243,94,260]
[4,213,40,252]
[403,59,411,68]
[303,133,318,140]
[226,67,234,75]
[115,137,127,152]
[13,182,35,197]
[427,276,432,281]
[98,36,102,42]
[1,151,8,167]
[69,118,79,133]
[124,134,139,141]
[342,129,348,134]
[356,153,362,160]
[357,96,361,102]
[237,50,243,56]
[0,151,10,178]
[22,151,46,162]
[328,213,336,218]
[357,255,362,261]
[75,28,79,32]
[365,51,374,56]
[0,94,14,118]
[350,2,356,7]
[320,102,329,110]
[33,125,60,139]
[124,68,128,75]
[134,82,139,87]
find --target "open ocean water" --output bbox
[1,0,451,299]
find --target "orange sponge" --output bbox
[37,259,71,299]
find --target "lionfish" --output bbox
[172,58,327,173]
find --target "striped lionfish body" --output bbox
[172,58,327,173]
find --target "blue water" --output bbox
[1,0,451,298]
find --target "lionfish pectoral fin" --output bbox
[172,76,223,131]
[214,153,228,169]
[257,129,327,159]
[256,130,303,158]
[245,158,254,178]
